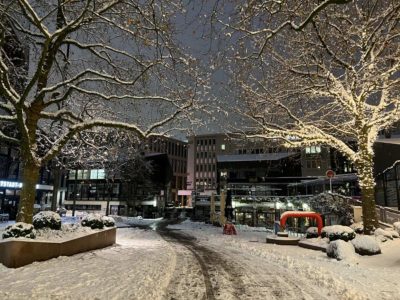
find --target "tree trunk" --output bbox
[356,155,378,235]
[51,166,61,211]
[16,160,40,224]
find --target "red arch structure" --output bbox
[280,211,323,236]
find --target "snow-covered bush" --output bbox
[33,211,61,230]
[374,228,393,240]
[326,240,356,261]
[81,213,104,229]
[385,229,399,239]
[321,225,355,242]
[393,222,400,234]
[308,193,353,225]
[351,235,381,256]
[81,214,116,229]
[2,222,36,239]
[306,227,319,238]
[102,216,115,227]
[350,222,364,234]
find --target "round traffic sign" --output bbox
[326,170,335,178]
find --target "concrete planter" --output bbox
[0,227,116,268]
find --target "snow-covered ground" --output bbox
[168,220,400,300]
[0,219,398,299]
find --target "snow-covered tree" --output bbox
[0,1,201,223]
[221,1,400,234]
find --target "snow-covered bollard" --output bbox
[326,240,356,261]
[2,222,36,239]
[351,235,381,256]
[33,211,62,230]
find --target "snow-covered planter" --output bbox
[374,228,393,240]
[2,222,36,239]
[102,216,116,227]
[326,240,356,261]
[350,222,363,234]
[351,235,381,255]
[33,211,61,230]
[321,225,355,242]
[306,227,319,238]
[81,213,104,229]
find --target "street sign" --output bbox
[326,170,335,178]
[326,170,335,193]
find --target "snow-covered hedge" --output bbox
[102,216,116,227]
[351,235,381,256]
[321,225,355,242]
[2,222,36,239]
[33,211,61,230]
[326,240,356,261]
[81,213,115,229]
[306,227,319,238]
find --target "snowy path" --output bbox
[159,225,333,300]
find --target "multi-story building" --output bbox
[186,134,229,194]
[63,136,187,216]
[146,136,188,206]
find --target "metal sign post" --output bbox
[326,170,335,193]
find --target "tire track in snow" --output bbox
[158,228,246,300]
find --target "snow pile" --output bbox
[393,222,400,234]
[385,229,399,239]
[351,235,381,255]
[124,216,163,227]
[374,228,393,241]
[33,211,61,230]
[234,224,269,232]
[326,240,356,261]
[2,222,36,239]
[322,225,355,241]
[35,223,95,241]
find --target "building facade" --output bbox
[63,136,187,216]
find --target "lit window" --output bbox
[305,146,321,154]
[221,144,225,150]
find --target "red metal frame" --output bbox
[280,212,323,235]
